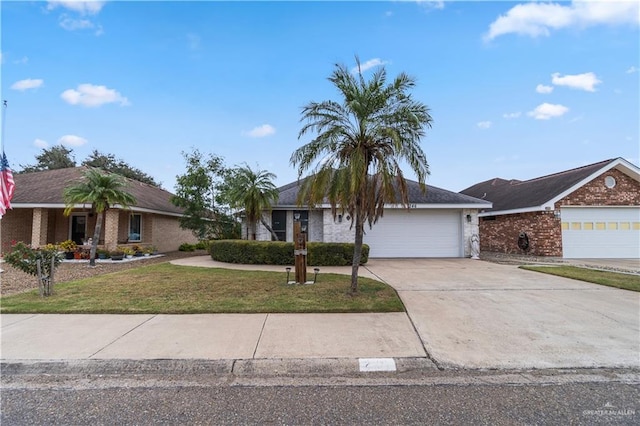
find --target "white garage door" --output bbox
[561,207,640,258]
[363,209,462,258]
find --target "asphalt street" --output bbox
[2,361,639,425]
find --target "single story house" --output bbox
[0,167,198,254]
[460,158,640,259]
[243,178,492,258]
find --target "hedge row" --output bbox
[209,240,369,266]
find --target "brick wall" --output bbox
[151,214,198,252]
[555,168,640,207]
[0,209,32,254]
[480,210,562,256]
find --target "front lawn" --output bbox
[520,265,640,292]
[0,263,404,314]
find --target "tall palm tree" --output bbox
[225,164,280,240]
[63,168,137,266]
[291,57,433,294]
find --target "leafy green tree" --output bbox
[291,58,433,294]
[19,145,76,173]
[82,150,160,187]
[63,168,137,267]
[223,164,280,240]
[171,149,230,240]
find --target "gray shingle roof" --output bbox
[276,176,490,207]
[459,159,616,212]
[11,167,184,215]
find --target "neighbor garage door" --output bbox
[363,209,462,258]
[561,207,640,258]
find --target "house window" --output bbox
[129,214,142,242]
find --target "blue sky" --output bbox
[1,0,638,193]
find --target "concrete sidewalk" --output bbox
[0,312,427,362]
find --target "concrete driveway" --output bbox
[364,259,640,370]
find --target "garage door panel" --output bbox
[363,209,461,258]
[561,207,640,259]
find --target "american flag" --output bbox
[0,151,15,217]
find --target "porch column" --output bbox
[31,208,49,247]
[104,209,120,251]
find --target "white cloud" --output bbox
[626,66,638,74]
[187,33,201,50]
[477,121,492,129]
[503,112,521,119]
[58,134,88,147]
[417,1,445,11]
[528,103,569,120]
[536,84,554,94]
[61,84,130,107]
[14,56,29,64]
[34,138,49,148]
[59,15,93,30]
[244,124,276,138]
[352,58,389,74]
[47,1,105,15]
[551,72,601,92]
[11,78,44,91]
[484,0,639,41]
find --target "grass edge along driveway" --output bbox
[0,263,405,314]
[520,265,640,292]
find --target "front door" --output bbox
[71,215,87,245]
[271,210,286,241]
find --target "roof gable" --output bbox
[276,176,490,207]
[460,158,640,214]
[11,167,184,215]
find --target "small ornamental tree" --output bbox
[3,242,63,296]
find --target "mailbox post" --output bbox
[293,214,307,284]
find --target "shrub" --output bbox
[209,240,369,266]
[179,243,196,252]
[195,241,209,250]
[3,241,63,278]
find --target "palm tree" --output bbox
[290,57,433,294]
[63,168,137,266]
[225,164,280,240]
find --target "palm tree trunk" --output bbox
[89,211,103,267]
[350,212,364,295]
[260,215,280,241]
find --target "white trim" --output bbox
[275,203,491,210]
[10,203,185,218]
[479,205,551,217]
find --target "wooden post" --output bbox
[293,221,307,284]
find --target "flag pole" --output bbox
[1,100,6,154]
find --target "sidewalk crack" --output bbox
[252,314,269,359]
[88,315,157,358]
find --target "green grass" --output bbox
[520,265,640,292]
[0,263,404,314]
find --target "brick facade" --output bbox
[480,168,640,256]
[0,207,196,254]
[555,168,640,207]
[480,210,561,256]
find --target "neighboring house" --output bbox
[243,178,492,258]
[460,158,640,259]
[0,167,198,254]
